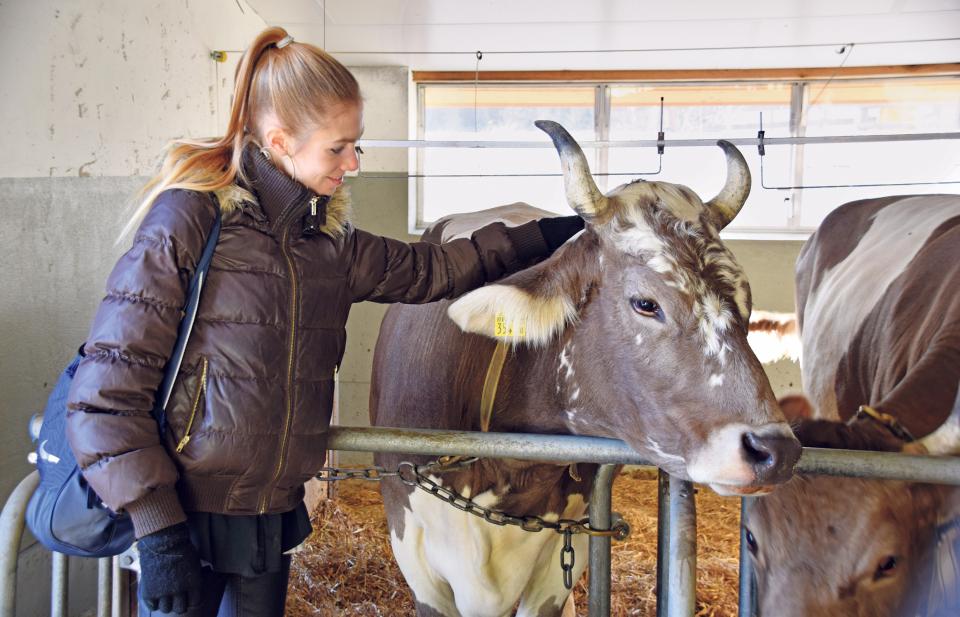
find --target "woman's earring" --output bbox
[284,153,298,183]
[259,146,272,161]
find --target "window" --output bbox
[415,75,960,238]
[418,85,595,224]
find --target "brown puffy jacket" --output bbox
[66,146,551,537]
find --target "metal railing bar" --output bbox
[358,132,960,150]
[656,471,670,617]
[666,478,697,617]
[328,427,960,484]
[51,552,67,617]
[327,426,656,465]
[794,447,960,484]
[588,464,619,617]
[111,557,130,617]
[97,557,112,617]
[0,470,39,617]
[6,426,960,617]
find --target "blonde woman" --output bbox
[65,27,582,617]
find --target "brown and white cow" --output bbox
[745,194,960,617]
[370,121,801,617]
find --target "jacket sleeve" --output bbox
[344,219,551,303]
[66,190,215,538]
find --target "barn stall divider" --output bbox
[5,425,960,617]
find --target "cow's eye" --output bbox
[744,528,758,555]
[874,556,898,580]
[630,297,661,317]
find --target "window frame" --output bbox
[412,70,960,239]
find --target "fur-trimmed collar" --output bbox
[320,186,352,239]
[227,142,354,238]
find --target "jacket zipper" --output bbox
[258,224,300,513]
[176,357,208,453]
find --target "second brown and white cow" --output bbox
[371,121,800,617]
[745,194,960,617]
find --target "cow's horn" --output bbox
[535,120,607,221]
[705,140,751,229]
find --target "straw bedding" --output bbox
[286,468,742,616]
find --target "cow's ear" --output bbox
[447,234,600,346]
[778,394,814,422]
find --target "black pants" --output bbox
[138,555,291,617]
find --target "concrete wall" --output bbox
[0,1,266,615]
[0,1,802,614]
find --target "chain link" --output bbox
[561,530,575,589]
[316,459,631,589]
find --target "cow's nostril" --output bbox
[741,431,802,485]
[743,431,773,467]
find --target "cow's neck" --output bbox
[483,333,577,435]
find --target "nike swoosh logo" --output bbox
[39,440,61,464]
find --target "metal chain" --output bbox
[560,529,575,589]
[316,459,631,590]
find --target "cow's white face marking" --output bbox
[698,292,733,356]
[718,343,731,366]
[607,183,751,365]
[614,181,703,223]
[646,437,685,465]
[615,222,670,262]
[558,341,575,382]
[709,373,725,387]
[392,485,590,617]
[803,196,960,418]
[686,422,794,491]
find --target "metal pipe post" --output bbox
[666,477,697,617]
[738,498,757,617]
[51,552,68,617]
[656,470,670,617]
[588,464,618,617]
[0,471,40,617]
[111,557,130,617]
[97,557,112,617]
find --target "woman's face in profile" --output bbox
[291,102,364,196]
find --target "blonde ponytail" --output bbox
[121,27,361,241]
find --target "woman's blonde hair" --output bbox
[120,26,361,240]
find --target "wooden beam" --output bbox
[413,64,960,83]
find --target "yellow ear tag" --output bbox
[494,312,526,338]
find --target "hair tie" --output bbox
[276,35,294,49]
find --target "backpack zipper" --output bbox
[176,357,208,453]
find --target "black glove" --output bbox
[137,523,203,614]
[537,215,585,252]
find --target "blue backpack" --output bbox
[27,206,221,557]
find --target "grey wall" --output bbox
[1,177,144,617]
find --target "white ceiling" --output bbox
[239,0,960,71]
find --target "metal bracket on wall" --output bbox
[755,112,960,190]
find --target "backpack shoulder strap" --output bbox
[154,196,223,422]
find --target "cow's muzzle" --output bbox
[742,429,802,485]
